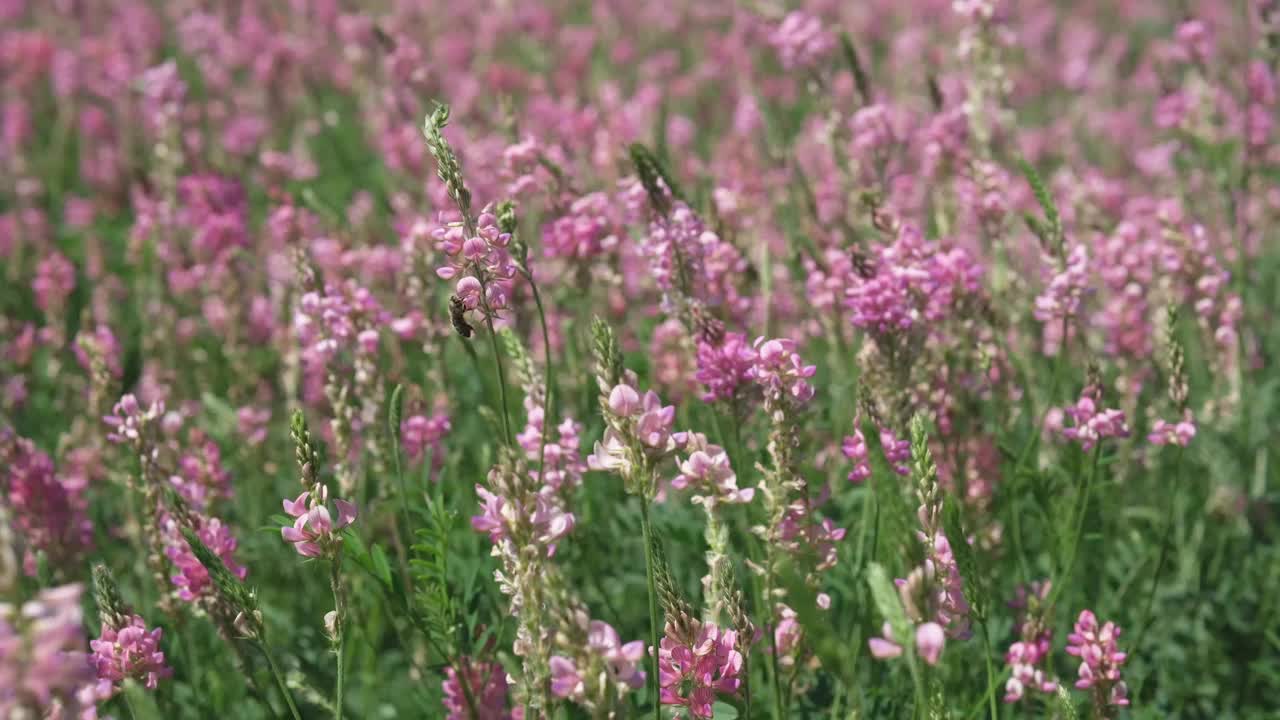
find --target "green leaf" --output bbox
[867,562,911,654]
[711,700,741,718]
[1016,157,1060,232]
[121,680,164,720]
[370,542,393,589]
[943,496,986,621]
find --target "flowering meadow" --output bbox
[3,0,1280,718]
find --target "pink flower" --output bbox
[1058,387,1129,451]
[841,417,873,483]
[769,12,835,71]
[658,621,743,718]
[914,622,946,666]
[749,337,816,406]
[589,621,646,690]
[1065,610,1129,709]
[694,332,757,404]
[90,615,172,694]
[673,433,754,506]
[281,489,358,558]
[1148,411,1196,447]
[442,658,514,720]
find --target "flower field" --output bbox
[2,1,1279,718]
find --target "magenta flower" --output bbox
[1003,581,1058,703]
[441,657,514,720]
[281,487,358,558]
[673,433,753,507]
[1058,387,1129,451]
[1148,411,1196,447]
[433,207,517,318]
[694,331,756,404]
[749,337,816,406]
[550,621,646,701]
[769,12,836,71]
[841,417,873,483]
[867,621,946,666]
[1066,610,1129,710]
[90,614,172,694]
[0,584,96,719]
[658,621,743,718]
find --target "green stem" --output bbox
[257,640,304,720]
[1050,444,1102,607]
[523,268,554,476]
[331,558,347,720]
[483,315,514,445]
[638,498,662,720]
[980,621,999,720]
[1133,445,1185,651]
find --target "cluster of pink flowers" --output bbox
[657,621,743,718]
[641,201,749,318]
[748,337,817,406]
[1034,244,1090,356]
[543,192,620,262]
[549,621,646,701]
[1003,581,1058,703]
[1148,410,1197,447]
[170,428,233,510]
[281,485,359,559]
[434,207,518,319]
[401,410,452,470]
[869,617,947,666]
[694,331,757,404]
[472,475,574,559]
[89,615,172,697]
[441,657,516,720]
[846,225,983,336]
[294,281,389,368]
[1052,385,1130,451]
[768,12,835,71]
[1066,610,1130,710]
[32,250,76,313]
[588,382,682,480]
[0,584,97,718]
[105,395,249,604]
[515,399,586,492]
[1,429,93,576]
[673,433,754,507]
[841,417,872,483]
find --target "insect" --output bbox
[448,295,473,338]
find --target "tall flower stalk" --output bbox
[588,317,680,720]
[284,411,358,719]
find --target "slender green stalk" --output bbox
[523,268,554,475]
[482,314,514,445]
[257,640,304,720]
[1133,445,1185,651]
[979,621,1000,720]
[1051,444,1102,606]
[769,627,785,720]
[330,558,347,720]
[742,652,753,720]
[638,498,663,720]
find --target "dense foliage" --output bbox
[2,1,1279,719]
